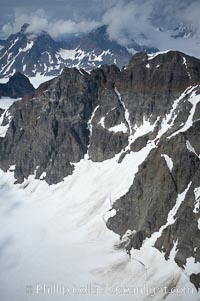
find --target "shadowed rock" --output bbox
[0,72,35,98]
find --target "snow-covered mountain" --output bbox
[157,24,194,39]
[0,24,158,78]
[0,51,200,301]
[0,24,62,77]
[169,24,194,39]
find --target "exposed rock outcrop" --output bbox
[1,51,200,182]
[0,51,200,288]
[0,72,35,98]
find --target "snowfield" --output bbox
[0,80,200,301]
[0,154,199,301]
[28,75,57,89]
[0,96,19,110]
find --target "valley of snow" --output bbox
[0,151,199,301]
[0,79,200,301]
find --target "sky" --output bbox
[0,0,200,55]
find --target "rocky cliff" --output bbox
[0,50,200,289]
[0,72,35,98]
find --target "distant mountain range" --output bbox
[0,23,158,78]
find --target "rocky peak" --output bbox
[126,51,200,94]
[0,72,35,98]
[1,50,200,181]
[89,25,108,38]
[20,23,30,34]
[0,23,159,77]
[0,51,200,288]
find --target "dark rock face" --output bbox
[87,79,129,161]
[153,126,200,268]
[1,51,200,183]
[190,273,200,291]
[130,135,149,152]
[107,142,178,236]
[0,72,35,98]
[0,50,200,287]
[118,52,200,129]
[106,82,200,288]
[0,39,6,48]
[0,68,98,184]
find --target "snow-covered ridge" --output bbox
[0,23,161,78]
[0,41,117,77]
[0,25,133,77]
[147,50,171,60]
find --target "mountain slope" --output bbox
[0,50,200,296]
[61,25,158,70]
[0,24,62,77]
[0,24,158,78]
[1,51,200,182]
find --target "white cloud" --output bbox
[103,0,155,46]
[103,0,172,49]
[181,1,200,37]
[2,9,101,38]
[102,0,200,57]
[1,0,200,58]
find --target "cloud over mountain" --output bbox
[2,9,101,38]
[1,0,200,57]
